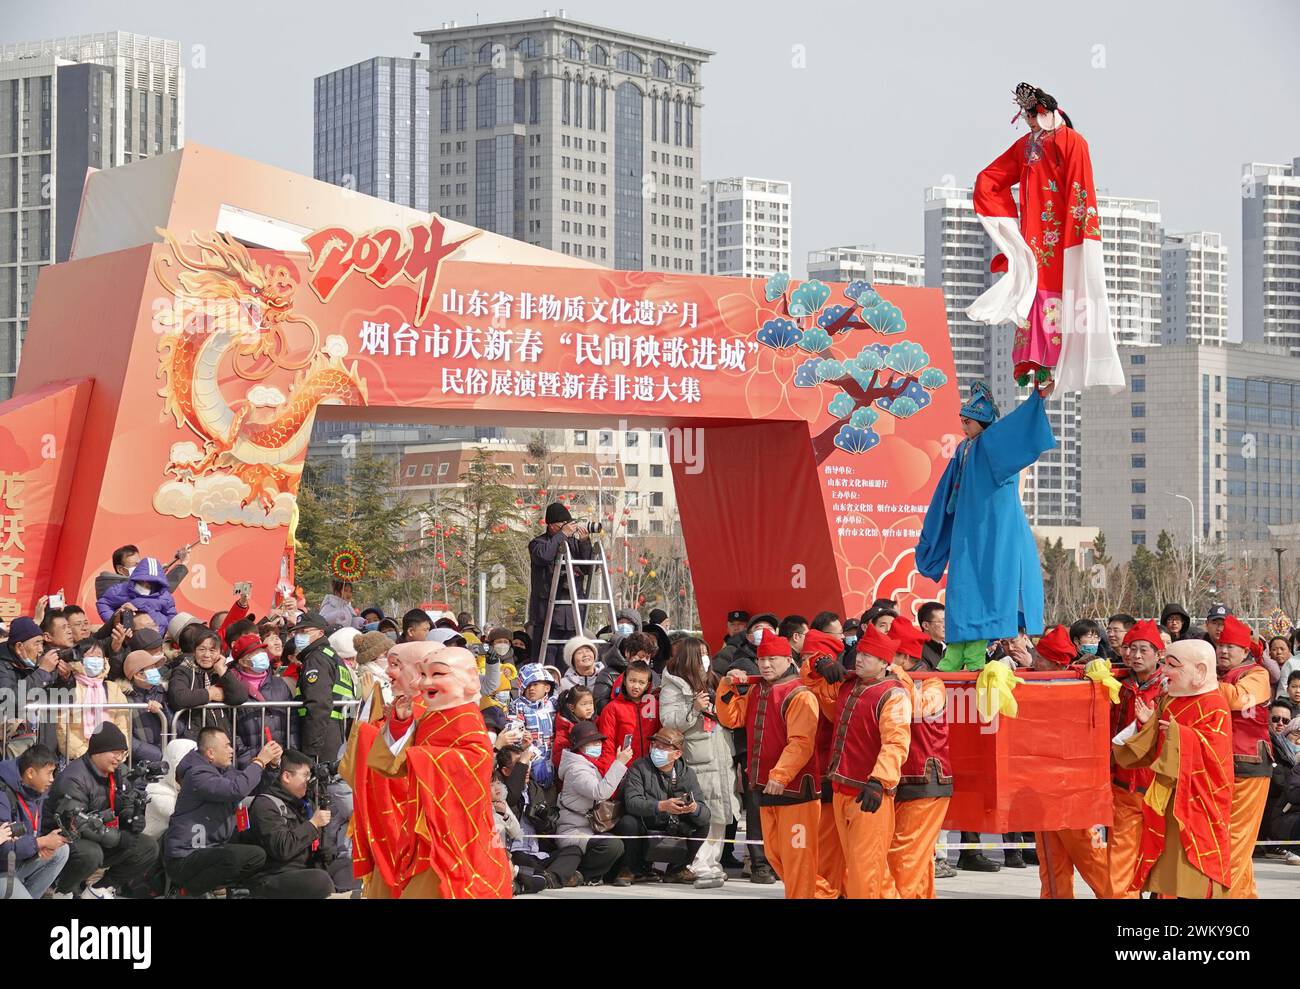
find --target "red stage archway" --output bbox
[2,144,958,644]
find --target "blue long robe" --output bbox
[915,390,1056,643]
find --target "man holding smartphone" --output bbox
[613,727,710,884]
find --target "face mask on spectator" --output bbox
[495,690,511,704]
[650,747,671,768]
[617,623,633,637]
[845,634,859,647]
[134,581,154,596]
[1079,642,1099,656]
[144,668,162,686]
[493,641,512,657]
[250,652,271,673]
[83,656,105,677]
[293,633,311,651]
[750,628,765,647]
[582,743,603,758]
[385,631,399,643]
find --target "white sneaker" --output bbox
[50,891,74,899]
[693,872,725,890]
[80,885,116,900]
[1285,851,1300,866]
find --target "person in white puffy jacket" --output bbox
[143,737,197,840]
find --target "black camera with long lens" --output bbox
[308,760,340,809]
[573,518,602,534]
[55,804,119,847]
[125,760,167,786]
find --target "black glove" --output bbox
[814,657,845,684]
[856,779,884,814]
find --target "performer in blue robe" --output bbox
[915,381,1056,670]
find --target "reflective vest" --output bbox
[745,674,818,804]
[1222,663,1273,778]
[826,673,906,793]
[294,649,356,721]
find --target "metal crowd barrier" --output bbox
[3,698,362,766]
[18,702,169,767]
[167,699,363,750]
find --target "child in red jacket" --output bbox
[596,660,660,769]
[553,685,608,772]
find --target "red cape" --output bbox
[1131,692,1233,892]
[352,700,512,898]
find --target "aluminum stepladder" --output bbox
[539,538,619,660]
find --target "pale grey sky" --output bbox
[8,0,1299,339]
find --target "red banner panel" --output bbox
[942,673,1114,833]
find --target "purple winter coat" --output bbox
[96,557,178,627]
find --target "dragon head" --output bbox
[155,229,299,358]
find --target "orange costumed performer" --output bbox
[341,642,512,899]
[887,617,952,899]
[1214,615,1273,898]
[1108,619,1165,900]
[715,633,821,898]
[1112,639,1233,898]
[795,630,849,899]
[802,623,911,898]
[1023,623,1114,898]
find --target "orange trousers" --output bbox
[760,801,821,899]
[1035,827,1112,899]
[888,796,950,899]
[831,790,897,898]
[1108,787,1146,900]
[1228,776,1270,899]
[815,798,844,899]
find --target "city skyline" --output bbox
[5,0,1298,342]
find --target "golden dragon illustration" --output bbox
[153,228,368,513]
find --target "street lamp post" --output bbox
[1275,547,1287,615]
[1165,491,1196,603]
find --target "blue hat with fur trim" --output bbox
[959,381,1000,425]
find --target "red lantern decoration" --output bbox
[638,556,648,566]
[453,550,462,558]
[459,579,467,586]
[438,562,447,570]
[515,499,523,506]
[678,588,686,597]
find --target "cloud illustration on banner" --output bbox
[154,475,295,528]
[246,386,287,407]
[169,441,204,465]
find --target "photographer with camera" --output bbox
[0,617,68,733]
[0,744,69,899]
[246,750,335,898]
[527,503,594,667]
[612,726,710,885]
[163,726,280,897]
[46,723,158,899]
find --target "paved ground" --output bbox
[530,835,1300,899]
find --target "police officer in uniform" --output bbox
[290,612,358,891]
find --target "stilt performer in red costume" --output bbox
[967,82,1124,393]
[342,642,512,899]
